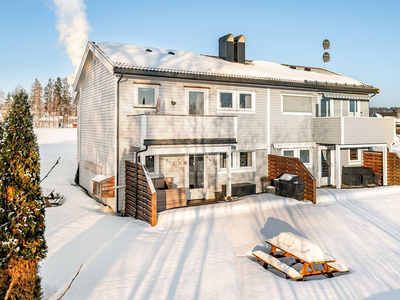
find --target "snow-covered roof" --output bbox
[91,41,376,91]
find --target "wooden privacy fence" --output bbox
[388,152,400,185]
[363,151,400,185]
[125,161,157,226]
[268,155,317,204]
[363,151,383,185]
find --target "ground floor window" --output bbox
[282,149,312,165]
[218,152,256,172]
[349,148,359,161]
[240,152,253,167]
[146,156,155,173]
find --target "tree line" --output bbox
[2,77,77,128]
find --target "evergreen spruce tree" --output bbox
[4,92,12,111]
[0,88,47,299]
[30,79,44,128]
[53,77,63,128]
[43,79,54,128]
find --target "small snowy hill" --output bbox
[37,129,400,300]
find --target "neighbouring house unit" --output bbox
[73,34,396,214]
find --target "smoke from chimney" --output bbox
[53,0,91,68]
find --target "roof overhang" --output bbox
[113,67,380,94]
[273,142,316,150]
[321,92,373,101]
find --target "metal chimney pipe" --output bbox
[234,35,245,63]
[218,34,234,62]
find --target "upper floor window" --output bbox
[217,90,255,113]
[186,88,209,115]
[134,84,159,108]
[349,100,360,116]
[320,99,331,117]
[220,92,233,108]
[189,91,205,115]
[282,94,312,114]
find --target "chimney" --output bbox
[219,34,234,62]
[234,35,245,63]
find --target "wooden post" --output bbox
[336,145,341,189]
[383,145,388,186]
[226,149,232,197]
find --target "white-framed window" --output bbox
[141,155,159,175]
[282,149,312,165]
[319,98,333,117]
[218,151,256,173]
[217,90,256,113]
[186,88,209,115]
[348,100,360,116]
[348,148,361,164]
[282,94,313,115]
[134,84,159,108]
[219,153,234,169]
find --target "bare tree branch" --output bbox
[40,157,61,184]
[57,263,83,300]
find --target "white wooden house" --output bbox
[73,34,395,213]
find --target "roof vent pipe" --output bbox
[219,34,234,62]
[234,35,245,63]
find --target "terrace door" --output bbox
[321,149,334,186]
[189,91,205,115]
[189,154,206,199]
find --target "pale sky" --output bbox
[0,0,399,107]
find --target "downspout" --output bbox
[115,73,124,213]
[135,145,148,218]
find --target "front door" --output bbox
[188,154,206,199]
[321,149,334,186]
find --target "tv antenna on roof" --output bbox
[322,39,331,69]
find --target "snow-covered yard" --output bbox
[38,128,400,300]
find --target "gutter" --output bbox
[115,73,124,213]
[135,145,148,218]
[113,67,380,95]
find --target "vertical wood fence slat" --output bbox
[125,161,157,226]
[268,155,317,204]
[363,151,400,186]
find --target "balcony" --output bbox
[313,117,395,145]
[129,114,237,146]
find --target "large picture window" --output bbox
[282,95,312,114]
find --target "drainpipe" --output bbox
[115,73,124,213]
[135,145,148,218]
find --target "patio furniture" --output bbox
[43,188,64,207]
[253,232,348,280]
[342,166,381,186]
[221,182,256,197]
[152,177,186,212]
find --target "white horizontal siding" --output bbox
[269,88,315,143]
[78,54,116,208]
[145,115,236,140]
[343,117,395,144]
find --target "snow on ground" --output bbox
[38,129,400,300]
